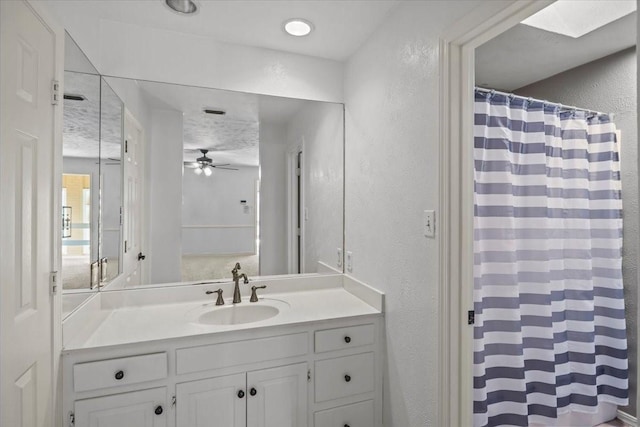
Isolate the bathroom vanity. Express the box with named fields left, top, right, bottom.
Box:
left=62, top=274, right=384, bottom=427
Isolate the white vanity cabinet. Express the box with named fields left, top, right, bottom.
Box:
left=63, top=316, right=383, bottom=427
left=176, top=363, right=307, bottom=427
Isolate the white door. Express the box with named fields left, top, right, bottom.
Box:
left=247, top=363, right=308, bottom=427
left=122, top=110, right=144, bottom=286
left=176, top=373, right=246, bottom=427
left=74, top=387, right=167, bottom=427
left=0, top=1, right=57, bottom=426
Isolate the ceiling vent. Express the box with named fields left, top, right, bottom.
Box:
left=64, top=94, right=86, bottom=101
left=203, top=108, right=226, bottom=115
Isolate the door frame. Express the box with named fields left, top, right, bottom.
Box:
left=286, top=142, right=305, bottom=274
left=436, top=1, right=553, bottom=425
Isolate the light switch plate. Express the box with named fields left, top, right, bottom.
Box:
left=424, top=210, right=435, bottom=237
left=346, top=251, right=353, bottom=272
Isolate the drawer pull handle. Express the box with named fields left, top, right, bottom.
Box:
left=344, top=336, right=351, bottom=343
left=250, top=387, right=257, bottom=396
left=344, top=374, right=351, bottom=382
left=154, top=405, right=163, bottom=415
left=237, top=390, right=245, bottom=398
left=345, top=425, right=351, bottom=427
left=114, top=370, right=124, bottom=380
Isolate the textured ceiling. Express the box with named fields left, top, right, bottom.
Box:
left=476, top=11, right=637, bottom=91
left=63, top=71, right=123, bottom=160
left=41, top=0, right=399, bottom=62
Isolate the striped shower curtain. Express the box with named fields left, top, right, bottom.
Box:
left=473, top=90, right=628, bottom=427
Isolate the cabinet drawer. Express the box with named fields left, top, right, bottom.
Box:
left=176, top=333, right=308, bottom=375
left=314, top=324, right=375, bottom=353
left=73, top=353, right=167, bottom=393
left=314, top=353, right=374, bottom=402
left=314, top=400, right=374, bottom=427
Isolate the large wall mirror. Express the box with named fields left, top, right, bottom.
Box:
left=62, top=33, right=125, bottom=316
left=102, top=76, right=344, bottom=289
left=61, top=32, right=344, bottom=312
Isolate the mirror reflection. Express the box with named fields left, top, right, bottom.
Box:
left=62, top=33, right=124, bottom=303
left=101, top=77, right=344, bottom=288
left=61, top=32, right=100, bottom=295
left=99, top=79, right=124, bottom=284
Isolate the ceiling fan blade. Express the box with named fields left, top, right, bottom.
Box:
left=213, top=166, right=238, bottom=171
left=211, top=163, right=230, bottom=167
left=183, top=162, right=199, bottom=168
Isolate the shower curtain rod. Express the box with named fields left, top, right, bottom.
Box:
left=474, top=86, right=611, bottom=118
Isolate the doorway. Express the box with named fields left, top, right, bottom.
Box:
left=438, top=1, right=639, bottom=425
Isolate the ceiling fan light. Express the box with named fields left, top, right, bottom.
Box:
left=194, top=167, right=203, bottom=175
left=203, top=166, right=213, bottom=176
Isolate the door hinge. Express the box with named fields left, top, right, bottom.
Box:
left=307, top=369, right=311, bottom=382
left=125, top=139, right=128, bottom=153
left=50, top=271, right=58, bottom=294
left=119, top=206, right=123, bottom=226
left=51, top=80, right=60, bottom=105
left=124, top=240, right=128, bottom=253
left=297, top=227, right=301, bottom=237
left=171, top=395, right=176, bottom=407
left=468, top=310, right=475, bottom=325
left=69, top=412, right=75, bottom=427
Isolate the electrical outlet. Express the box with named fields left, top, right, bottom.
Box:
left=346, top=251, right=353, bottom=272
left=424, top=210, right=435, bottom=237
left=337, top=248, right=343, bottom=267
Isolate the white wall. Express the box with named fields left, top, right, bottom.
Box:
left=259, top=122, right=288, bottom=275
left=286, top=102, right=344, bottom=274
left=344, top=2, right=483, bottom=425
left=182, top=166, right=258, bottom=255
left=35, top=1, right=344, bottom=103
left=149, top=109, right=183, bottom=284
left=99, top=20, right=343, bottom=103
left=515, top=48, right=638, bottom=416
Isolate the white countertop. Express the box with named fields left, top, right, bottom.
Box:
left=63, top=274, right=383, bottom=352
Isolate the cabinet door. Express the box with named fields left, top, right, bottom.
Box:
left=74, top=387, right=167, bottom=427
left=176, top=373, right=246, bottom=427
left=247, top=363, right=308, bottom=427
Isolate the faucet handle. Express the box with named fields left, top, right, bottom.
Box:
left=250, top=285, right=266, bottom=302
left=206, top=289, right=225, bottom=305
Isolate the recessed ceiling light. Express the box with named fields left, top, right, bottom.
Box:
left=521, top=0, right=636, bottom=38
left=284, top=19, right=313, bottom=37
left=165, top=0, right=198, bottom=15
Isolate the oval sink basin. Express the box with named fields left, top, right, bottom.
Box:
left=196, top=304, right=280, bottom=325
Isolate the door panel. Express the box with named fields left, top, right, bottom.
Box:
left=74, top=387, right=167, bottom=427
left=176, top=373, right=246, bottom=427
left=122, top=111, right=144, bottom=286
left=247, top=363, right=308, bottom=427
left=1, top=1, right=56, bottom=425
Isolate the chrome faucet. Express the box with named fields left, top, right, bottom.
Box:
left=231, top=262, right=249, bottom=303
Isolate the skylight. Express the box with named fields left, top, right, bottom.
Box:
left=521, top=0, right=636, bottom=38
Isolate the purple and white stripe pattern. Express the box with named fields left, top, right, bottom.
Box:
left=473, top=90, right=628, bottom=427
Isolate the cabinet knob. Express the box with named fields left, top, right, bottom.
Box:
left=237, top=390, right=245, bottom=398
left=154, top=405, right=163, bottom=415
left=249, top=387, right=257, bottom=396
left=344, top=374, right=351, bottom=383
left=114, top=370, right=124, bottom=380
left=345, top=425, right=351, bottom=427
left=344, top=336, right=351, bottom=343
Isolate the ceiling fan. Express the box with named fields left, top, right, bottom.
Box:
left=183, top=149, right=238, bottom=176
